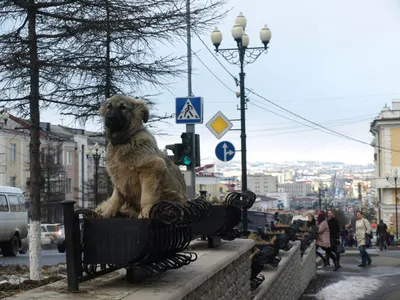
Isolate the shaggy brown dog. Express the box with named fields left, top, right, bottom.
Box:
left=96, top=94, right=188, bottom=218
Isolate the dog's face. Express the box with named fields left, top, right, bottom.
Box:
left=99, top=95, right=149, bottom=135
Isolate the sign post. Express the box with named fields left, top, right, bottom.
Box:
left=215, top=141, right=236, bottom=162
left=205, top=111, right=233, bottom=139
left=175, top=97, right=203, bottom=199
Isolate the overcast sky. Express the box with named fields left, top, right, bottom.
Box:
left=41, top=0, right=400, bottom=165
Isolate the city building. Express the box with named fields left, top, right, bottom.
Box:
left=370, top=100, right=400, bottom=226
left=182, top=164, right=228, bottom=201
left=252, top=192, right=289, bottom=211
left=0, top=115, right=107, bottom=223
left=247, top=173, right=278, bottom=195
left=278, top=182, right=312, bottom=198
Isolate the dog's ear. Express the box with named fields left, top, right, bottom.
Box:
left=99, top=98, right=111, bottom=117
left=141, top=104, right=149, bottom=123
left=131, top=98, right=149, bottom=123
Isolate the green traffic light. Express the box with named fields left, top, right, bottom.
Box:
left=183, top=156, right=192, bottom=165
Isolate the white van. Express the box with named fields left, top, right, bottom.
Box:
left=291, top=214, right=309, bottom=224
left=0, top=186, right=28, bottom=256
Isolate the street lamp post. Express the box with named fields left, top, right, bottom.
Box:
left=386, top=169, right=399, bottom=240
left=210, top=12, right=271, bottom=231
left=86, top=143, right=105, bottom=207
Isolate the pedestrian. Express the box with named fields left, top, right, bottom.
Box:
left=316, top=211, right=340, bottom=271
left=306, top=212, right=318, bottom=242
left=340, top=225, right=348, bottom=247
left=355, top=211, right=373, bottom=267
left=347, top=225, right=355, bottom=247
left=326, top=210, right=341, bottom=268
left=388, top=223, right=395, bottom=246
left=376, top=219, right=388, bottom=251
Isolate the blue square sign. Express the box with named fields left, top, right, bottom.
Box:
left=175, top=97, right=203, bottom=124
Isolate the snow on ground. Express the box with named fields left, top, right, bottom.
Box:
left=316, top=276, right=382, bottom=300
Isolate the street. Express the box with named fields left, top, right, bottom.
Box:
left=300, top=249, right=400, bottom=300
left=0, top=249, right=65, bottom=266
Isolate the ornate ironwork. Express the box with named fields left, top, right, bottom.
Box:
left=250, top=274, right=265, bottom=291
left=274, top=234, right=292, bottom=252
left=149, top=198, right=211, bottom=227
left=284, top=220, right=317, bottom=257
left=191, top=191, right=257, bottom=245
left=250, top=251, right=265, bottom=291
left=216, top=46, right=268, bottom=66
left=224, top=190, right=256, bottom=210
left=250, top=244, right=282, bottom=291
left=62, top=198, right=210, bottom=292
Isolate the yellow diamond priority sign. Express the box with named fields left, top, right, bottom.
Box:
left=205, top=111, right=233, bottom=139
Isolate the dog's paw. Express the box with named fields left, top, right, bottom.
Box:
left=138, top=208, right=151, bottom=219
left=120, top=208, right=139, bottom=219
left=97, top=201, right=118, bottom=218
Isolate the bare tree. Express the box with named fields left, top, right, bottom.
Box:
left=35, top=0, right=229, bottom=123
left=26, top=139, right=68, bottom=223
left=79, top=168, right=113, bottom=209
left=40, top=140, right=67, bottom=223
left=0, top=0, right=227, bottom=280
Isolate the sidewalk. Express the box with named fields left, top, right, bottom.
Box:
left=300, top=249, right=400, bottom=300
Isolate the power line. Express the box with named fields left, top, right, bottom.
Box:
left=247, top=88, right=400, bottom=153
left=155, top=3, right=236, bottom=94
left=166, top=2, right=400, bottom=154
left=169, top=1, right=238, bottom=82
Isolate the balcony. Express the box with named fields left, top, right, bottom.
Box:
left=373, top=177, right=397, bottom=189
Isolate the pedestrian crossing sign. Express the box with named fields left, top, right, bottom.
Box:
left=175, top=97, right=203, bottom=124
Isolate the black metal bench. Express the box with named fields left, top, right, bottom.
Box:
left=62, top=191, right=256, bottom=292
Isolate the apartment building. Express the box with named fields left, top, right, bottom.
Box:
left=370, top=100, right=400, bottom=226
left=247, top=173, right=278, bottom=195
left=278, top=182, right=312, bottom=198
left=0, top=115, right=107, bottom=223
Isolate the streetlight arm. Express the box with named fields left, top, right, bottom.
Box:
left=215, top=46, right=269, bottom=66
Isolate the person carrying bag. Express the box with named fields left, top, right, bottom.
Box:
left=356, top=211, right=372, bottom=267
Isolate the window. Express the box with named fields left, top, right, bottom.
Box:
left=8, top=195, right=20, bottom=212
left=0, top=195, right=8, bottom=212
left=18, top=196, right=26, bottom=212
left=9, top=176, right=16, bottom=187
left=65, top=151, right=72, bottom=165
left=66, top=178, right=72, bottom=193
left=10, top=143, right=16, bottom=161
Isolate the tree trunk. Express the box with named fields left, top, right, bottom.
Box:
left=105, top=0, right=112, bottom=98
left=27, top=2, right=42, bottom=281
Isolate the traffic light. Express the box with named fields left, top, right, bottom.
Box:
left=194, top=134, right=200, bottom=167
left=165, top=143, right=183, bottom=165
left=181, top=132, right=194, bottom=166
left=166, top=132, right=200, bottom=167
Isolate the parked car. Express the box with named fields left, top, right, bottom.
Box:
left=57, top=225, right=66, bottom=253
left=41, top=223, right=62, bottom=243
left=57, top=216, right=84, bottom=253
left=20, top=225, right=54, bottom=253
left=236, top=211, right=276, bottom=233
left=0, top=186, right=28, bottom=256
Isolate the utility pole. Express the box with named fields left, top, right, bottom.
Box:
left=185, top=0, right=196, bottom=199
left=81, top=145, right=85, bottom=208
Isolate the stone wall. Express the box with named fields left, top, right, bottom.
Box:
left=251, top=241, right=316, bottom=300
left=182, top=246, right=251, bottom=300
left=5, top=240, right=316, bottom=300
